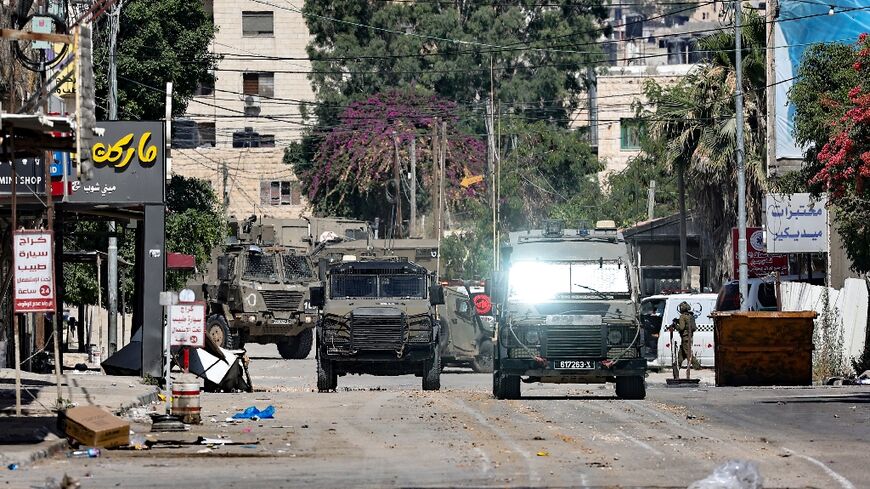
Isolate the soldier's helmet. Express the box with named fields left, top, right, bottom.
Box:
left=678, top=301, right=691, bottom=313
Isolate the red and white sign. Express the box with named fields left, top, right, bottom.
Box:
left=732, top=227, right=789, bottom=279
left=14, top=231, right=56, bottom=313
left=169, top=302, right=206, bottom=348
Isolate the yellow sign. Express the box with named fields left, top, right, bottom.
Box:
left=92, top=132, right=158, bottom=169
left=460, top=175, right=484, bottom=188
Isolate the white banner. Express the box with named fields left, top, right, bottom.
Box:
left=170, top=302, right=206, bottom=347
left=765, top=193, right=827, bottom=253
left=14, top=231, right=56, bottom=313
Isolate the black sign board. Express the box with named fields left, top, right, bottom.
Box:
left=68, top=121, right=165, bottom=204
left=0, top=157, right=46, bottom=194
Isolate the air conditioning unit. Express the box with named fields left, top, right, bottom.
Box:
left=244, top=95, right=261, bottom=109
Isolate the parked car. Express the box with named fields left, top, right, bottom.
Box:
left=715, top=278, right=780, bottom=312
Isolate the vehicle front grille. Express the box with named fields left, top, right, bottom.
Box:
left=607, top=347, right=639, bottom=359
left=351, top=314, right=406, bottom=351
left=545, top=324, right=605, bottom=358
left=407, top=314, right=432, bottom=343
left=260, top=291, right=304, bottom=311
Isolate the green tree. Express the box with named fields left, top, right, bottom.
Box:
left=790, top=34, right=870, bottom=273
left=94, top=0, right=219, bottom=120
left=638, top=8, right=768, bottom=285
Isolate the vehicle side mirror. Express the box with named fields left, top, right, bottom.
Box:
left=217, top=256, right=230, bottom=281
left=309, top=285, right=325, bottom=308
left=430, top=284, right=445, bottom=306
left=318, top=258, right=329, bottom=281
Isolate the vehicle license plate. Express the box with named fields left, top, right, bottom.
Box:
left=553, top=360, right=595, bottom=370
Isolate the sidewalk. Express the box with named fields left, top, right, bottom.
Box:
left=0, top=368, right=159, bottom=468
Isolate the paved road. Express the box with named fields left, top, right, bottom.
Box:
left=7, top=344, right=869, bottom=488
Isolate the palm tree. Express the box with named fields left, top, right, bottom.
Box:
left=641, top=7, right=768, bottom=287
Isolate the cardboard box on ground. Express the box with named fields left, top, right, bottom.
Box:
left=59, top=406, right=130, bottom=448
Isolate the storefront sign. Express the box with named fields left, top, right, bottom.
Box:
left=0, top=157, right=46, bottom=194
left=169, top=302, right=205, bottom=348
left=14, top=231, right=56, bottom=313
left=68, top=121, right=165, bottom=204
left=765, top=193, right=827, bottom=253
left=732, top=227, right=789, bottom=279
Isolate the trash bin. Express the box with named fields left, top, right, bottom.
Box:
left=712, top=311, right=816, bottom=386
left=172, top=374, right=202, bottom=424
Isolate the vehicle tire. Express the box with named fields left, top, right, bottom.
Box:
left=615, top=375, right=646, bottom=400
left=207, top=315, right=234, bottom=349
left=422, top=344, right=441, bottom=391
left=471, top=339, right=494, bottom=373
left=290, top=328, right=314, bottom=359
left=276, top=338, right=297, bottom=359
left=316, top=354, right=337, bottom=392
left=493, top=370, right=521, bottom=399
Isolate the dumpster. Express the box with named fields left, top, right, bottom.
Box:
left=712, top=311, right=816, bottom=386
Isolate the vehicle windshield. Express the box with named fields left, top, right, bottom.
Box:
left=330, top=273, right=426, bottom=299
left=282, top=254, right=312, bottom=282
left=508, top=260, right=630, bottom=302
left=243, top=252, right=279, bottom=282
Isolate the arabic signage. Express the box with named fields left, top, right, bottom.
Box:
left=67, top=121, right=165, bottom=204
left=169, top=302, right=206, bottom=348
left=14, top=231, right=56, bottom=313
left=732, top=227, right=789, bottom=279
left=765, top=193, right=827, bottom=253
left=0, top=157, right=46, bottom=194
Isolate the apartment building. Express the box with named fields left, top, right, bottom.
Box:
left=173, top=0, right=314, bottom=219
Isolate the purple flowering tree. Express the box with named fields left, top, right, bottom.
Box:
left=300, top=90, right=487, bottom=223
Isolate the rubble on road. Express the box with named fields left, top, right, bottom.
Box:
left=59, top=406, right=130, bottom=448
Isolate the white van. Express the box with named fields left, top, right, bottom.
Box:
left=644, top=293, right=718, bottom=369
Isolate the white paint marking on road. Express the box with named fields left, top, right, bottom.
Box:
left=616, top=429, right=663, bottom=457
left=782, top=447, right=856, bottom=489
left=473, top=446, right=492, bottom=474
left=447, top=398, right=544, bottom=486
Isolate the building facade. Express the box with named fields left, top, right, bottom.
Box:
left=174, top=0, right=315, bottom=219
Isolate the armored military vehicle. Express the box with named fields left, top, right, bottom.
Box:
left=491, top=220, right=646, bottom=400
left=310, top=259, right=445, bottom=392
left=201, top=218, right=319, bottom=358
left=440, top=284, right=494, bottom=373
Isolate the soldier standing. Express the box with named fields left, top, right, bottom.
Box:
left=671, top=301, right=697, bottom=368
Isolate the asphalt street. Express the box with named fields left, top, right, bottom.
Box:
left=5, top=344, right=869, bottom=488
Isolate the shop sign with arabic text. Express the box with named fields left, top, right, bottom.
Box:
left=170, top=302, right=206, bottom=348
left=14, top=231, right=56, bottom=313
left=68, top=121, right=165, bottom=205
left=764, top=193, right=827, bottom=253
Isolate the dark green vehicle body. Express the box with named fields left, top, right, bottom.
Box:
left=492, top=221, right=647, bottom=400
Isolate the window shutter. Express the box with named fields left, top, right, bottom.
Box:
left=270, top=181, right=280, bottom=205
left=291, top=182, right=301, bottom=205
left=258, top=73, right=274, bottom=97
left=260, top=180, right=270, bottom=205
left=242, top=73, right=259, bottom=95
left=280, top=181, right=292, bottom=204
left=242, top=11, right=274, bottom=36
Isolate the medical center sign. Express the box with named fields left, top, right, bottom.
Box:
left=14, top=231, right=56, bottom=313
left=68, top=121, right=165, bottom=204
left=765, top=193, right=827, bottom=254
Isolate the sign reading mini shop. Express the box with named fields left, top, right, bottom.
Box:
left=0, top=157, right=46, bottom=194
left=14, top=230, right=56, bottom=313
left=68, top=121, right=165, bottom=204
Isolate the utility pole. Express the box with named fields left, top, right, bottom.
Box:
left=107, top=221, right=118, bottom=356
left=436, top=121, right=446, bottom=280
left=409, top=135, right=417, bottom=238
left=392, top=133, right=403, bottom=239
left=734, top=0, right=749, bottom=311
left=9, top=126, right=22, bottom=416
left=647, top=180, right=656, bottom=221
left=107, top=1, right=122, bottom=120
left=766, top=0, right=778, bottom=176
left=677, top=169, right=688, bottom=290
left=431, top=118, right=440, bottom=241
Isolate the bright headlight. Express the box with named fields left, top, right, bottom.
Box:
left=608, top=329, right=623, bottom=344
left=525, top=330, right=540, bottom=344
left=508, top=262, right=570, bottom=303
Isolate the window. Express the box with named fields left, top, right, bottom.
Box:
left=195, top=78, right=214, bottom=96
left=242, top=11, right=274, bottom=37
left=242, top=72, right=274, bottom=97
left=620, top=118, right=644, bottom=150
left=259, top=134, right=275, bottom=147
left=260, top=180, right=301, bottom=206
left=196, top=122, right=216, bottom=147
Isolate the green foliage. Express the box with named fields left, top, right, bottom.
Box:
left=93, top=0, right=219, bottom=120
left=604, top=150, right=679, bottom=228
left=636, top=8, right=768, bottom=285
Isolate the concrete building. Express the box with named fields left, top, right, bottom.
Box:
left=174, top=0, right=315, bottom=219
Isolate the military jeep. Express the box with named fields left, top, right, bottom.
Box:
left=310, top=259, right=445, bottom=392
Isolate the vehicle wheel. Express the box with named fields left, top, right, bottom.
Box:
left=316, top=354, right=337, bottom=392
left=493, top=370, right=520, bottom=399
left=422, top=344, right=441, bottom=391
left=276, top=338, right=297, bottom=359
left=615, top=376, right=646, bottom=400
left=471, top=339, right=494, bottom=373
left=207, top=315, right=234, bottom=349
left=291, top=328, right=314, bottom=359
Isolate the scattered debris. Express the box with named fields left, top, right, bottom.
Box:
left=67, top=448, right=101, bottom=459
left=7, top=463, right=18, bottom=470
left=60, top=406, right=130, bottom=448
left=232, top=405, right=275, bottom=420
left=688, top=460, right=763, bottom=489
left=533, top=436, right=546, bottom=440
left=536, top=451, right=549, bottom=457
left=198, top=437, right=232, bottom=445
